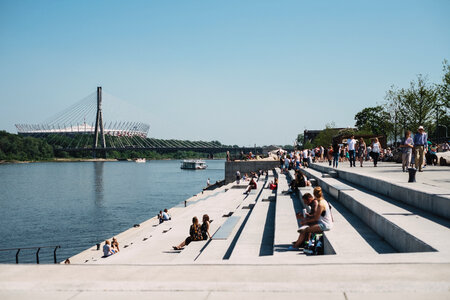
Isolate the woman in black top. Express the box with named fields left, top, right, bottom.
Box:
left=201, top=214, right=211, bottom=240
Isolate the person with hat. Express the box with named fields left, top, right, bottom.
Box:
left=413, top=126, right=428, bottom=172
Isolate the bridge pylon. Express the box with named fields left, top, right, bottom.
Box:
left=93, top=86, right=106, bottom=157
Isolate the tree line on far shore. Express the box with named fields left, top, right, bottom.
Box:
left=0, top=131, right=226, bottom=162
left=299, top=59, right=449, bottom=148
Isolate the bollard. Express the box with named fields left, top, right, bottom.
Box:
left=408, top=168, right=417, bottom=183
left=96, top=243, right=101, bottom=250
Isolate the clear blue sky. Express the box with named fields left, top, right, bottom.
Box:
left=1, top=0, right=449, bottom=146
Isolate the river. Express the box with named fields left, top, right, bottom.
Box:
left=0, top=160, right=224, bottom=263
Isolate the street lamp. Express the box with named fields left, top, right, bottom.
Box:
left=437, top=125, right=448, bottom=142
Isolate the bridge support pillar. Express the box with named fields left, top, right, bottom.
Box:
left=93, top=86, right=106, bottom=158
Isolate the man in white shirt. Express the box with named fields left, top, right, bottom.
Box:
left=347, top=135, right=356, bottom=167
left=162, top=209, right=171, bottom=221
left=302, top=149, right=309, bottom=167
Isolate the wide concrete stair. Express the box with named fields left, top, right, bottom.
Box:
left=71, top=165, right=450, bottom=265
left=301, top=164, right=450, bottom=258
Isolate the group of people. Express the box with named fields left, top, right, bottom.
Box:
left=103, top=237, right=120, bottom=257
left=399, top=125, right=434, bottom=172
left=158, top=209, right=171, bottom=223
left=173, top=214, right=211, bottom=250
left=278, top=150, right=309, bottom=171
left=332, top=135, right=383, bottom=168
left=289, top=187, right=333, bottom=250
left=288, top=169, right=311, bottom=193
left=235, top=171, right=264, bottom=195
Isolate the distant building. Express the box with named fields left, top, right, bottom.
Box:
left=303, top=130, right=322, bottom=146
left=303, top=128, right=356, bottom=147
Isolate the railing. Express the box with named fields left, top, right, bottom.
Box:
left=0, top=245, right=61, bottom=264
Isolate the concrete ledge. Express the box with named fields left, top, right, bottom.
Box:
left=310, top=163, right=450, bottom=220
left=273, top=171, right=299, bottom=254
left=225, top=160, right=279, bottom=183
left=302, top=167, right=444, bottom=254
left=213, top=216, right=241, bottom=240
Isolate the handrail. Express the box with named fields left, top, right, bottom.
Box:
left=0, top=245, right=61, bottom=264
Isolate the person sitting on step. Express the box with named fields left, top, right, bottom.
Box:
left=162, top=209, right=171, bottom=221
left=103, top=240, right=115, bottom=257
left=296, top=193, right=318, bottom=223
left=201, top=214, right=212, bottom=240
left=289, top=187, right=333, bottom=250
left=269, top=178, right=278, bottom=190
left=244, top=176, right=257, bottom=194
left=112, top=237, right=120, bottom=252
left=173, top=216, right=203, bottom=250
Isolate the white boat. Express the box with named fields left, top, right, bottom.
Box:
left=135, top=158, right=146, bottom=163
left=180, top=159, right=207, bottom=170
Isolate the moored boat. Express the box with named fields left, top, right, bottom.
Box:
left=135, top=158, right=146, bottom=163
left=180, top=159, right=207, bottom=170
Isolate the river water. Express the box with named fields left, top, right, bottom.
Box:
left=0, top=160, right=224, bottom=263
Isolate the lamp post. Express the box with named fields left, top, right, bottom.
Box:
left=437, top=125, right=448, bottom=143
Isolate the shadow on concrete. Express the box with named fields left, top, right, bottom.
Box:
left=222, top=179, right=267, bottom=260
left=327, top=194, right=397, bottom=254
left=259, top=200, right=275, bottom=256
left=341, top=180, right=450, bottom=229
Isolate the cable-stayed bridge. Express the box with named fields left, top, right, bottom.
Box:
left=15, top=87, right=262, bottom=156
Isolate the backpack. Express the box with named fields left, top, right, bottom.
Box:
left=303, top=234, right=324, bottom=255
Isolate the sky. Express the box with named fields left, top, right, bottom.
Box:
left=0, top=0, right=449, bottom=146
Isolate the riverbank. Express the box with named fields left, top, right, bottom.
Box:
left=0, top=160, right=225, bottom=264
left=0, top=157, right=230, bottom=164
left=0, top=158, right=119, bottom=164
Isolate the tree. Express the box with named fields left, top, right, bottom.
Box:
left=384, top=74, right=439, bottom=144
left=313, top=123, right=339, bottom=147
left=296, top=133, right=304, bottom=148
left=435, top=60, right=450, bottom=142
left=354, top=105, right=392, bottom=136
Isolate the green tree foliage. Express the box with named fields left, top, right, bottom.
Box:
left=313, top=123, right=339, bottom=147
left=354, top=105, right=392, bottom=136
left=0, top=131, right=228, bottom=161
left=0, top=131, right=54, bottom=161
left=296, top=133, right=304, bottom=147
left=436, top=60, right=450, bottom=139
left=394, top=75, right=436, bottom=130
left=437, top=60, right=450, bottom=110
left=384, top=64, right=449, bottom=141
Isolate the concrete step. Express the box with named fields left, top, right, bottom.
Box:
left=229, top=179, right=275, bottom=260
left=273, top=170, right=302, bottom=255
left=89, top=186, right=250, bottom=265
left=287, top=169, right=393, bottom=256
left=322, top=192, right=396, bottom=255
left=195, top=180, right=267, bottom=263
left=301, top=167, right=450, bottom=254
left=310, top=163, right=450, bottom=220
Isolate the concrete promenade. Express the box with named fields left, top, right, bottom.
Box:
left=1, top=161, right=449, bottom=299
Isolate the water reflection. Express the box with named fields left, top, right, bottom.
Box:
left=94, top=162, right=104, bottom=206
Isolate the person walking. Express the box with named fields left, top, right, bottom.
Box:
left=347, top=135, right=356, bottom=167
left=357, top=138, right=366, bottom=167
left=400, top=130, right=414, bottom=172
left=413, top=126, right=428, bottom=172
left=332, top=141, right=340, bottom=168
left=371, top=138, right=382, bottom=167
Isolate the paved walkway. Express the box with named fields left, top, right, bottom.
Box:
left=0, top=263, right=449, bottom=299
